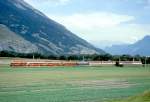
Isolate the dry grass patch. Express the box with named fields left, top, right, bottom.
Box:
left=69, top=79, right=134, bottom=89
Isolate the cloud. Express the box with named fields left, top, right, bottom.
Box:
left=48, top=12, right=150, bottom=46
left=24, top=0, right=70, bottom=6
left=73, top=23, right=150, bottom=47
left=49, top=12, right=134, bottom=30
left=44, top=0, right=70, bottom=5
left=24, top=0, right=150, bottom=47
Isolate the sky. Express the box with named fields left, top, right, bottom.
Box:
left=24, top=0, right=150, bottom=48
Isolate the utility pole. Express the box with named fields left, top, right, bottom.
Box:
left=145, top=56, right=147, bottom=68
left=145, top=56, right=150, bottom=68
left=133, top=57, right=135, bottom=63
left=119, top=56, right=120, bottom=64
left=33, top=53, right=35, bottom=59
left=83, top=55, right=85, bottom=61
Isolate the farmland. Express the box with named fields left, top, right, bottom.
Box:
left=0, top=66, right=150, bottom=102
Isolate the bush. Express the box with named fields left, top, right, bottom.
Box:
left=115, top=61, right=124, bottom=67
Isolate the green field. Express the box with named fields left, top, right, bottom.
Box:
left=0, top=66, right=150, bottom=102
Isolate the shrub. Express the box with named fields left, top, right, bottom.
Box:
left=115, top=61, right=124, bottom=67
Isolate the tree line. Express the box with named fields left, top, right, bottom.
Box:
left=0, top=50, right=150, bottom=64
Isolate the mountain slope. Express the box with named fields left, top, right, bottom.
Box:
left=0, top=24, right=38, bottom=53
left=0, top=0, right=105, bottom=55
left=105, top=35, right=150, bottom=56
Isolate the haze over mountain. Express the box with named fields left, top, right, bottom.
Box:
left=105, top=35, right=150, bottom=56
left=0, top=0, right=105, bottom=55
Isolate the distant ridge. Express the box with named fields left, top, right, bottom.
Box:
left=104, top=35, right=150, bottom=56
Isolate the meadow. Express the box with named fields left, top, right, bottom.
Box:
left=0, top=66, right=150, bottom=102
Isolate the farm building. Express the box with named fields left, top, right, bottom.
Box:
left=10, top=59, right=143, bottom=67
left=11, top=59, right=78, bottom=67
left=89, top=61, right=142, bottom=66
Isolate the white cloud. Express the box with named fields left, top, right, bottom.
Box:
left=49, top=12, right=134, bottom=30
left=45, top=0, right=70, bottom=5
left=48, top=13, right=150, bottom=47
left=24, top=0, right=70, bottom=6
left=90, top=24, right=150, bottom=47
left=22, top=0, right=150, bottom=48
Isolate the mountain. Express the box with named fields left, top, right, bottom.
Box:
left=0, top=24, right=38, bottom=53
left=104, top=35, right=150, bottom=56
left=0, top=0, right=105, bottom=55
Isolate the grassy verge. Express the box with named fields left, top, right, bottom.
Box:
left=109, top=90, right=150, bottom=102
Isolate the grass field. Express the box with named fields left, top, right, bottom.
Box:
left=109, top=90, right=150, bottom=102
left=0, top=66, right=150, bottom=102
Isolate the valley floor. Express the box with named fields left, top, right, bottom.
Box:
left=0, top=66, right=150, bottom=102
